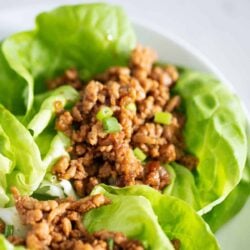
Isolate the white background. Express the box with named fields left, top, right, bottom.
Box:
left=0, top=0, right=249, bottom=249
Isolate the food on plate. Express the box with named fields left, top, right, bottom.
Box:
left=0, top=3, right=249, bottom=250
left=51, top=45, right=197, bottom=197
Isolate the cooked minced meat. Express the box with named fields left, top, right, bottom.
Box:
left=52, top=45, right=198, bottom=197
left=9, top=188, right=144, bottom=250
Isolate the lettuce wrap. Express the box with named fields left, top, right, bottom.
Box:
left=0, top=2, right=249, bottom=249
left=0, top=3, right=247, bottom=213
left=86, top=185, right=220, bottom=250
left=165, top=71, right=248, bottom=212
left=0, top=185, right=220, bottom=250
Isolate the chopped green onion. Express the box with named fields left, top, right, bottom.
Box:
left=96, top=106, right=113, bottom=121
left=46, top=173, right=57, bottom=183
left=4, top=225, right=14, bottom=238
left=35, top=185, right=51, bottom=194
left=103, top=117, right=121, bottom=133
left=133, top=147, right=147, bottom=161
left=154, top=111, right=172, bottom=125
left=108, top=238, right=114, bottom=250
left=126, top=103, right=137, bottom=112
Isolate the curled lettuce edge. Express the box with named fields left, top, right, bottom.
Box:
left=173, top=70, right=248, bottom=213
left=0, top=105, right=45, bottom=206
left=85, top=184, right=220, bottom=250
left=203, top=120, right=250, bottom=231
left=27, top=85, right=79, bottom=138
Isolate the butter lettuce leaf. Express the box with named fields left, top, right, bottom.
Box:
left=2, top=3, right=136, bottom=114
left=86, top=185, right=219, bottom=250
left=0, top=235, right=25, bottom=250
left=0, top=105, right=44, bottom=206
left=164, top=163, right=201, bottom=210
left=0, top=45, right=27, bottom=115
left=173, top=71, right=248, bottom=211
left=25, top=86, right=78, bottom=166
left=20, top=86, right=78, bottom=167
left=85, top=188, right=174, bottom=250
left=27, top=85, right=79, bottom=138
left=203, top=123, right=250, bottom=232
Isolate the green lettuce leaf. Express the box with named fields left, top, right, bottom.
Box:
left=21, top=86, right=78, bottom=167
left=27, top=85, right=79, bottom=137
left=164, top=163, right=201, bottom=210
left=203, top=123, right=250, bottom=232
left=41, top=132, right=70, bottom=171
left=0, top=235, right=25, bottom=250
left=0, top=105, right=44, bottom=206
left=85, top=187, right=173, bottom=249
left=0, top=45, right=27, bottom=115
left=86, top=185, right=219, bottom=250
left=2, top=3, right=136, bottom=114
left=173, top=71, right=248, bottom=211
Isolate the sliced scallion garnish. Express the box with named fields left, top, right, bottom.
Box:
left=46, top=173, right=57, bottom=183
left=108, top=238, right=114, bottom=250
left=4, top=225, right=14, bottom=238
left=154, top=111, right=172, bottom=125
left=103, top=117, right=121, bottom=133
left=126, top=103, right=137, bottom=112
left=96, top=106, right=113, bottom=121
left=133, top=147, right=147, bottom=161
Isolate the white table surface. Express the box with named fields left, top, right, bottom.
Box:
left=0, top=1, right=249, bottom=249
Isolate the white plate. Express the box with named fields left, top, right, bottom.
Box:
left=0, top=3, right=249, bottom=250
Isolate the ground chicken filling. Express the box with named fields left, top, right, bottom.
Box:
left=0, top=45, right=196, bottom=250
left=52, top=45, right=198, bottom=197
left=1, top=188, right=144, bottom=250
